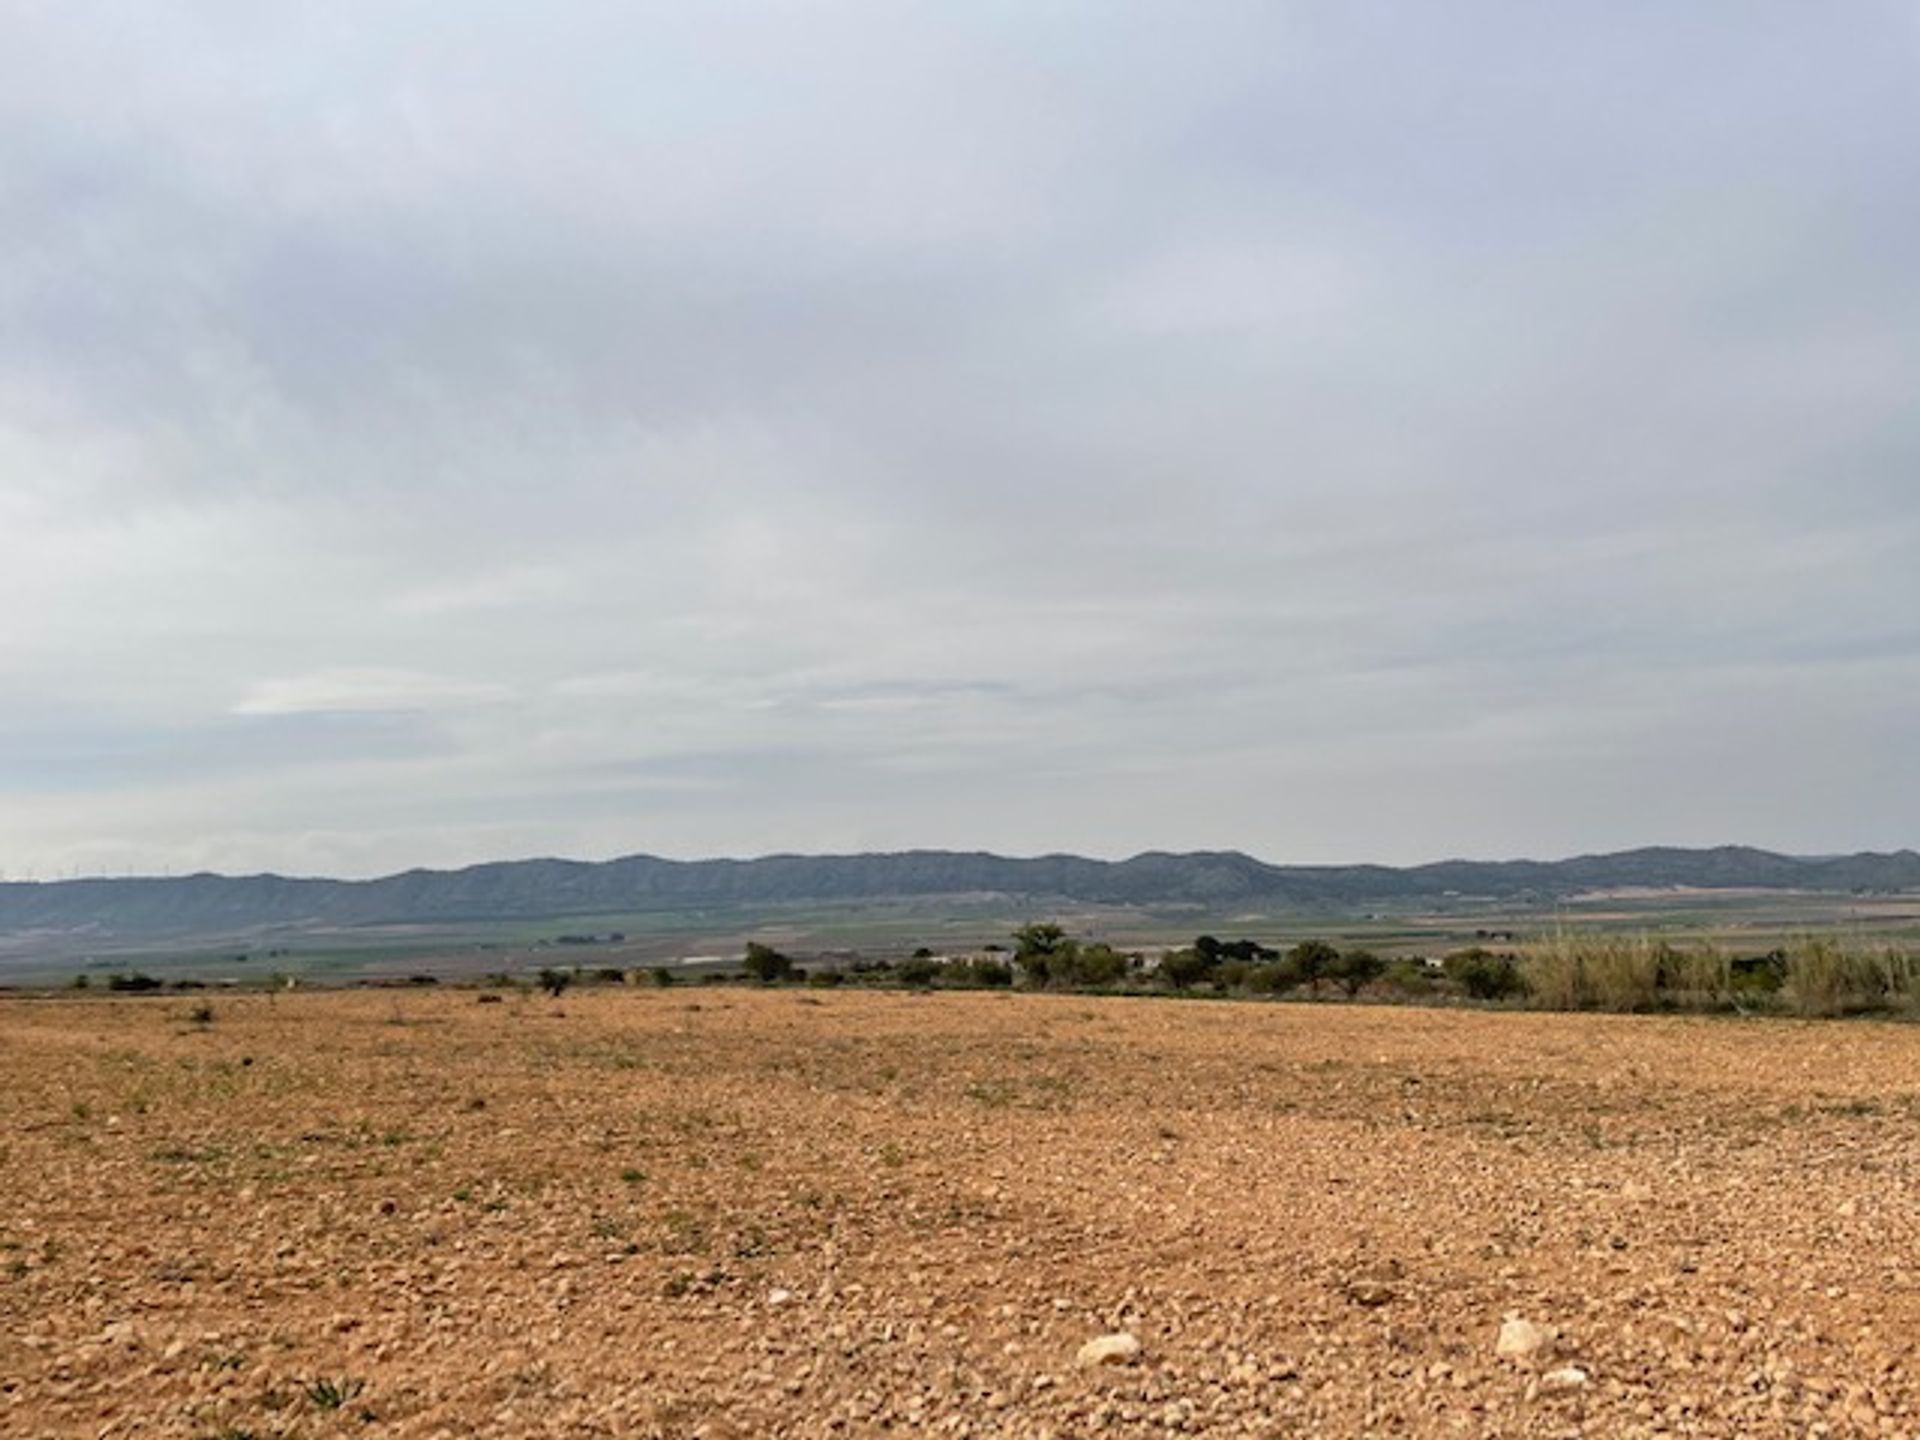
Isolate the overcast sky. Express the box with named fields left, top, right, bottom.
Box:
left=2, top=3, right=1916, bottom=879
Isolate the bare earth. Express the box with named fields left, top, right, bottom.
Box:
left=5, top=989, right=1920, bottom=1438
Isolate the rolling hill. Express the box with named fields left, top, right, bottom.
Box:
left=0, top=845, right=1914, bottom=949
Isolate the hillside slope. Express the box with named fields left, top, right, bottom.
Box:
left=0, top=845, right=1914, bottom=944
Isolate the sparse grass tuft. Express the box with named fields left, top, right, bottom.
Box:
left=304, top=1376, right=366, bottom=1412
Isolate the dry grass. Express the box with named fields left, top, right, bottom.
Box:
left=4, top=988, right=1920, bottom=1437
left=1519, top=933, right=1664, bottom=1011
left=1785, top=935, right=1920, bottom=1016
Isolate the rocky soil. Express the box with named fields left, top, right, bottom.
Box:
left=4, top=987, right=1919, bottom=1437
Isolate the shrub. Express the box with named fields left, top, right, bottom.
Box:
left=742, top=943, right=793, bottom=984
left=1380, top=958, right=1435, bottom=996
left=1286, top=941, right=1340, bottom=993
left=1213, top=960, right=1253, bottom=991
left=1443, top=948, right=1524, bottom=1001
left=1246, top=962, right=1297, bottom=995
left=951, top=957, right=1013, bottom=988
left=1060, top=943, right=1131, bottom=989
left=536, top=967, right=572, bottom=998
left=1158, top=948, right=1213, bottom=990
left=1011, top=922, right=1071, bottom=986
left=1330, top=948, right=1386, bottom=997
left=807, top=968, right=846, bottom=987
left=896, top=957, right=939, bottom=987
left=106, top=972, right=163, bottom=993
left=649, top=967, right=675, bottom=987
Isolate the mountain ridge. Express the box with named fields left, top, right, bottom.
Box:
left=1, top=845, right=1916, bottom=945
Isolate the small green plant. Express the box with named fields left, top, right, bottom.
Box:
left=1380, top=958, right=1436, bottom=996
left=304, top=1377, right=366, bottom=1412
left=619, top=1167, right=647, bottom=1184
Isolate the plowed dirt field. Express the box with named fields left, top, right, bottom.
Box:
left=5, top=988, right=1918, bottom=1437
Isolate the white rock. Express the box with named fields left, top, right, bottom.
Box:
left=767, top=1288, right=794, bottom=1307
left=1540, top=1366, right=1589, bottom=1392
left=1496, top=1318, right=1549, bottom=1358
left=1076, top=1332, right=1142, bottom=1367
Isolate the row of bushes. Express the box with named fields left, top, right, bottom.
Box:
left=757, top=931, right=1920, bottom=1018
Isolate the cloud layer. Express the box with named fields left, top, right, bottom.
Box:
left=3, top=3, right=1917, bottom=877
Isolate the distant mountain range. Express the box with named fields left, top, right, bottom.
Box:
left=0, top=845, right=1915, bottom=948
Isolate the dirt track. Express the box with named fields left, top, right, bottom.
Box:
left=4, top=987, right=1919, bottom=1437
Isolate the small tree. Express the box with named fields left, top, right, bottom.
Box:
left=1330, top=948, right=1386, bottom=997
left=1443, top=947, right=1524, bottom=1001
left=1159, top=947, right=1212, bottom=990
left=742, top=942, right=793, bottom=984
left=1286, top=940, right=1340, bottom=994
left=537, top=967, right=572, bottom=998
left=1012, top=922, right=1074, bottom=986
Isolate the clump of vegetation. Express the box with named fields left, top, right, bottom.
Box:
left=742, top=942, right=793, bottom=984
left=1443, top=948, right=1525, bottom=1001
left=1380, top=958, right=1436, bottom=996
left=106, top=972, right=164, bottom=993
left=896, top=956, right=940, bottom=987
left=951, top=956, right=1013, bottom=987
left=1783, top=936, right=1916, bottom=1016
left=303, top=1377, right=366, bottom=1412
left=187, top=1001, right=215, bottom=1028
left=536, top=967, right=572, bottom=998
left=1329, top=948, right=1386, bottom=997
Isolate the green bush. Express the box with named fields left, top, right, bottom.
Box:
left=1246, top=961, right=1297, bottom=994
left=1158, top=948, right=1212, bottom=989
left=1381, top=958, right=1435, bottom=996
left=742, top=942, right=793, bottom=984
left=897, top=957, right=939, bottom=987
left=951, top=957, right=1013, bottom=987
left=1330, top=948, right=1386, bottom=996
left=1286, top=940, right=1340, bottom=992
left=1443, top=948, right=1524, bottom=1001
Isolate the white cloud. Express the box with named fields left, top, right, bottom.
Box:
left=233, top=669, right=511, bottom=717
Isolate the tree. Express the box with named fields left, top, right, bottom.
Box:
left=1330, top=948, right=1385, bottom=997
left=1012, top=922, right=1074, bottom=986
left=742, top=942, right=793, bottom=984
left=1443, top=947, right=1524, bottom=1000
left=537, top=967, right=572, bottom=997
left=1159, top=947, right=1212, bottom=990
left=1286, top=940, right=1340, bottom=994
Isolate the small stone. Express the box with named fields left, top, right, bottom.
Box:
left=768, top=1288, right=794, bottom=1307
left=1540, top=1366, right=1589, bottom=1392
left=1497, top=1318, right=1549, bottom=1359
left=1077, top=1333, right=1142, bottom=1367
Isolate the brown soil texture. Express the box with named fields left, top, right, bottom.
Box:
left=5, top=988, right=1920, bottom=1438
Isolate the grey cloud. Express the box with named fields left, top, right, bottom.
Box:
left=0, top=3, right=1915, bottom=875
